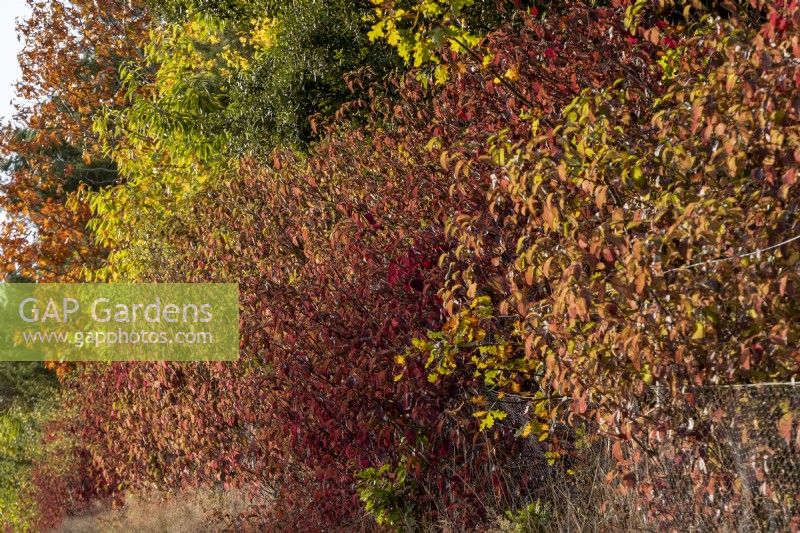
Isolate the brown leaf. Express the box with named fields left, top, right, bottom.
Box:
left=612, top=441, right=626, bottom=463
left=574, top=392, right=588, bottom=414
left=635, top=271, right=647, bottom=295
left=778, top=412, right=793, bottom=446
left=595, top=186, right=608, bottom=209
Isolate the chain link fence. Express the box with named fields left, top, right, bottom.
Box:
left=557, top=381, right=800, bottom=532
left=661, top=381, right=799, bottom=531
left=490, top=382, right=800, bottom=532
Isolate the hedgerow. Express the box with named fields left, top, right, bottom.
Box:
left=415, top=0, right=800, bottom=526
left=4, top=0, right=799, bottom=530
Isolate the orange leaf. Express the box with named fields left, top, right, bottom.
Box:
left=778, top=412, right=793, bottom=446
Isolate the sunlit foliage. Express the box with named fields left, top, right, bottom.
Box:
left=3, top=0, right=799, bottom=530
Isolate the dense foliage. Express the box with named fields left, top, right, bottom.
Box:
left=1, top=0, right=798, bottom=530
left=0, top=0, right=149, bottom=283
left=0, top=361, right=57, bottom=530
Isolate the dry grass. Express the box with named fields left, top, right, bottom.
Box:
left=54, top=488, right=254, bottom=533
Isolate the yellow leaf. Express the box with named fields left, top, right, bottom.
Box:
left=691, top=321, right=705, bottom=340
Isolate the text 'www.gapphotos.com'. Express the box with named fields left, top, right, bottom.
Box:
left=21, top=329, right=215, bottom=348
